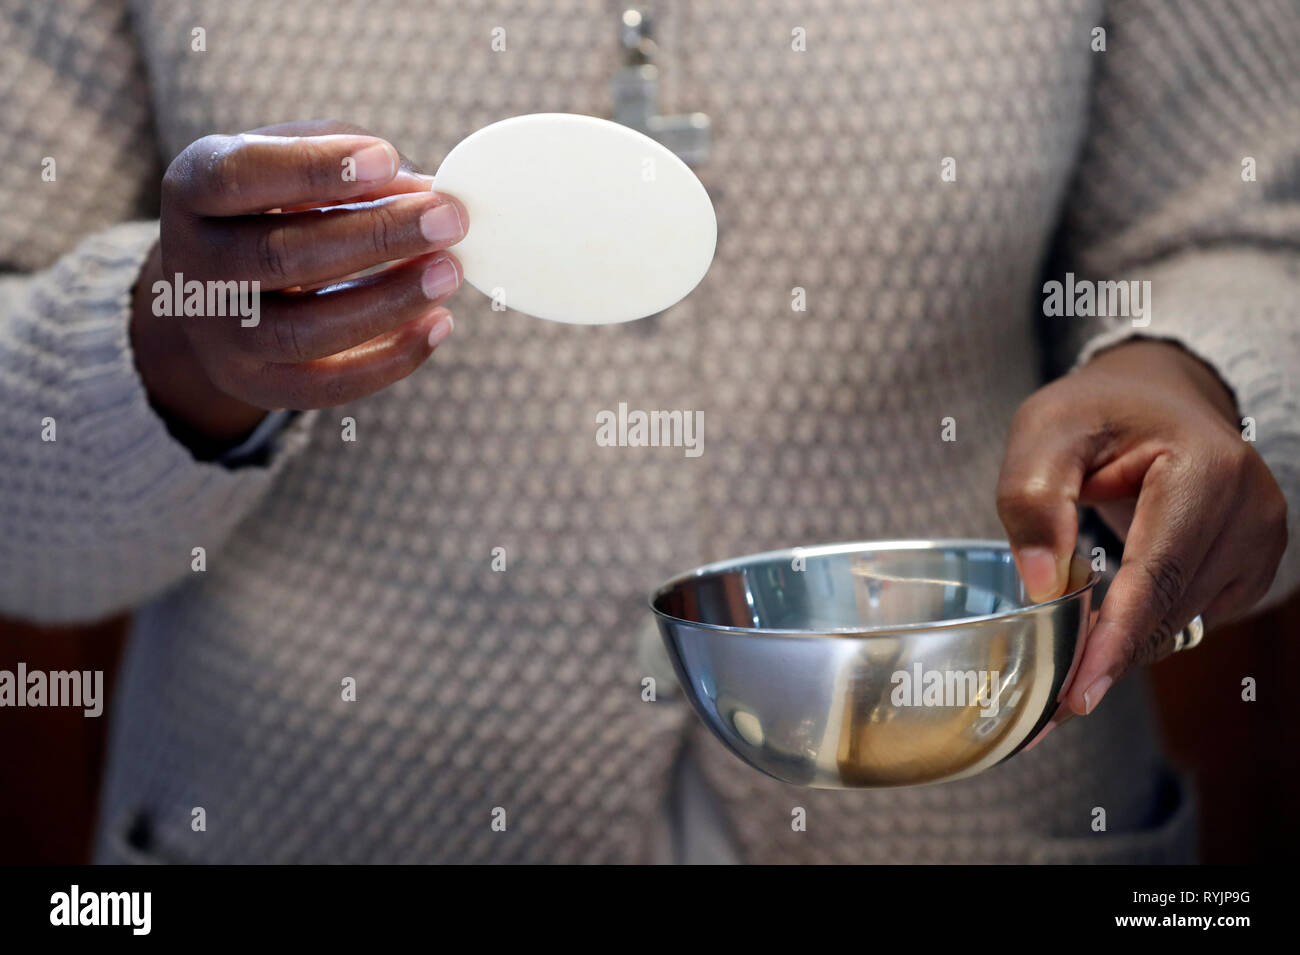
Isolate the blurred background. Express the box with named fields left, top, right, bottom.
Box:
left=2, top=590, right=1297, bottom=863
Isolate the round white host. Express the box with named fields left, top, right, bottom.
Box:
left=432, top=112, right=717, bottom=325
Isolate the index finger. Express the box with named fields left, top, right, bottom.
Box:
left=996, top=395, right=1092, bottom=603
left=250, top=120, right=436, bottom=207
left=169, top=133, right=402, bottom=217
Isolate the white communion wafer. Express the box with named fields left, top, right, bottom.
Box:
left=431, top=112, right=717, bottom=325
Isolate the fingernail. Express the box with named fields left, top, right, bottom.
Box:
left=350, top=142, right=398, bottom=182
left=1083, top=675, right=1113, bottom=714
left=1018, top=547, right=1060, bottom=603
left=421, top=256, right=461, bottom=300
left=420, top=202, right=465, bottom=244
left=427, top=310, right=454, bottom=348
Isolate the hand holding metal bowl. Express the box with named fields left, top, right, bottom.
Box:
left=651, top=540, right=1197, bottom=789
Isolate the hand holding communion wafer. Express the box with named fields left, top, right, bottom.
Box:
left=131, top=120, right=467, bottom=457
left=131, top=114, right=716, bottom=458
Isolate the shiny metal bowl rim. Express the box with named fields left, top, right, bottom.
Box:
left=649, top=538, right=1101, bottom=639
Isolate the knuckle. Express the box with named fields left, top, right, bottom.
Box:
left=367, top=203, right=404, bottom=258
left=251, top=226, right=292, bottom=283
left=165, top=136, right=217, bottom=202
left=160, top=162, right=188, bottom=212
left=995, top=483, right=1057, bottom=524
left=299, top=140, right=343, bottom=193
left=201, top=135, right=247, bottom=204
left=268, top=313, right=307, bottom=363
left=168, top=134, right=250, bottom=212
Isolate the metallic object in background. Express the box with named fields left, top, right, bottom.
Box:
left=611, top=7, right=711, bottom=166
left=652, top=540, right=1098, bottom=789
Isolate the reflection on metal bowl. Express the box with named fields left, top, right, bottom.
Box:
left=650, top=540, right=1098, bottom=789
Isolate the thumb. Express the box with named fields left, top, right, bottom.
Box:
left=996, top=402, right=1091, bottom=603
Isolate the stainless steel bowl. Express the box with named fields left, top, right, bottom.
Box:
left=651, top=540, right=1099, bottom=789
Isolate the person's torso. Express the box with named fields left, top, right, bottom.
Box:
left=98, top=0, right=1191, bottom=864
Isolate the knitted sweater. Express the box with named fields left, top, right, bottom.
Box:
left=2, top=0, right=1298, bottom=864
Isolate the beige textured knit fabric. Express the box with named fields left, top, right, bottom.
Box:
left=2, top=0, right=1298, bottom=863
